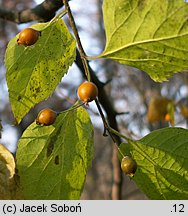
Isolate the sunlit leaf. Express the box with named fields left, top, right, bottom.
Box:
left=120, top=127, right=188, bottom=199
left=5, top=19, right=76, bottom=123
left=101, top=0, right=188, bottom=81
left=16, top=107, right=94, bottom=200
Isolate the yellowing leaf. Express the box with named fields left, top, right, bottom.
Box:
left=5, top=19, right=76, bottom=123
left=147, top=97, right=172, bottom=123
left=180, top=105, right=188, bottom=118
left=120, top=127, right=188, bottom=199
left=16, top=107, right=94, bottom=200
left=166, top=102, right=175, bottom=126
left=101, top=0, right=188, bottom=81
left=0, top=144, right=24, bottom=199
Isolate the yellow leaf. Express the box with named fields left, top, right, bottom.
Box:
left=180, top=105, right=188, bottom=118
left=0, top=144, right=24, bottom=199
left=147, top=97, right=172, bottom=123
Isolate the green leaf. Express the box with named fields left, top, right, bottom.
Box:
left=16, top=107, right=94, bottom=200
left=5, top=19, right=76, bottom=123
left=101, top=0, right=188, bottom=81
left=120, top=127, right=188, bottom=199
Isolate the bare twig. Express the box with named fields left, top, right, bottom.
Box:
left=62, top=0, right=90, bottom=80
left=0, top=0, right=68, bottom=23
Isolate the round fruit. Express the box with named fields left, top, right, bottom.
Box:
left=77, top=81, right=98, bottom=103
left=121, top=156, right=137, bottom=177
left=164, top=113, right=171, bottom=122
left=17, top=28, right=41, bottom=46
left=36, top=108, right=57, bottom=126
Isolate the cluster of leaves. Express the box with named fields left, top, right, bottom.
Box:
left=1, top=0, right=188, bottom=199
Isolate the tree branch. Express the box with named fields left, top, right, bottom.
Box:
left=0, top=0, right=68, bottom=23
left=75, top=50, right=123, bottom=200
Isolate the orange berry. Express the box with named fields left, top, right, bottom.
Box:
left=164, top=113, right=171, bottom=122
left=36, top=108, right=57, bottom=126
left=17, top=28, right=41, bottom=46
left=77, top=81, right=98, bottom=103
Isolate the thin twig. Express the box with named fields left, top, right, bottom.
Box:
left=109, top=127, right=131, bottom=142
left=57, top=101, right=85, bottom=115
left=95, top=99, right=109, bottom=136
left=95, top=99, right=125, bottom=158
left=62, top=0, right=90, bottom=81
left=0, top=0, right=67, bottom=23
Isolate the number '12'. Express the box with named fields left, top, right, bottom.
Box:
left=173, top=204, right=184, bottom=212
